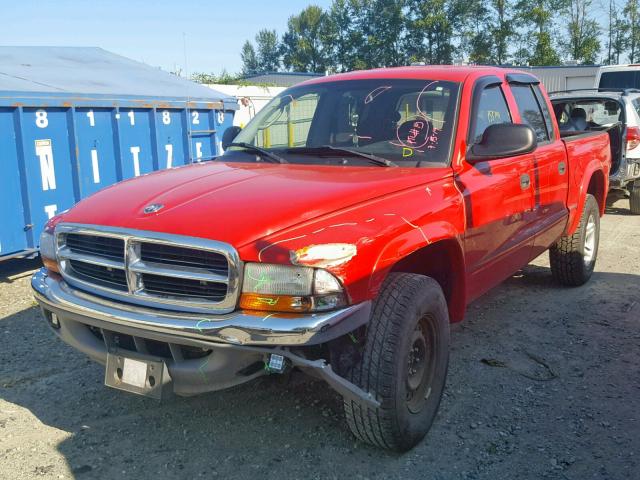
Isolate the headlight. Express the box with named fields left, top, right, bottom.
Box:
left=39, top=222, right=59, bottom=273
left=239, top=263, right=346, bottom=313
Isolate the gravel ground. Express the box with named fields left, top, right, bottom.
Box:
left=1, top=198, right=638, bottom=480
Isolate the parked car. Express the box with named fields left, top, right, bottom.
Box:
left=32, top=66, right=611, bottom=451
left=550, top=89, right=640, bottom=213
left=596, top=64, right=640, bottom=90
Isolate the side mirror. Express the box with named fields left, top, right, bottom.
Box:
left=221, top=126, right=242, bottom=150
left=468, top=123, right=537, bottom=162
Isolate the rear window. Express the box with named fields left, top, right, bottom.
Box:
left=511, top=84, right=550, bottom=142
left=599, top=70, right=640, bottom=90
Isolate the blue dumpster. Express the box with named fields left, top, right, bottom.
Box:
left=0, top=47, right=238, bottom=259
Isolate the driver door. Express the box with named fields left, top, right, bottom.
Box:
left=457, top=77, right=536, bottom=302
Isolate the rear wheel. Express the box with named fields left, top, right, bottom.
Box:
left=549, top=194, right=600, bottom=286
left=630, top=181, right=640, bottom=215
left=343, top=273, right=449, bottom=451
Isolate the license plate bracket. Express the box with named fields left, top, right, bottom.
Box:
left=105, top=352, right=169, bottom=399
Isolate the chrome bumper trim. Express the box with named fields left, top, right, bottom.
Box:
left=31, top=268, right=371, bottom=346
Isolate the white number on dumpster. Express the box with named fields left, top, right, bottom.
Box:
left=162, top=111, right=171, bottom=125
left=191, top=111, right=200, bottom=125
left=35, top=110, right=48, bottom=128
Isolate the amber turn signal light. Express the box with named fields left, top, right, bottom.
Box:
left=239, top=293, right=313, bottom=313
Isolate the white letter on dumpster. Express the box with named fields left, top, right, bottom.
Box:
left=165, top=144, right=173, bottom=168
left=91, top=149, right=101, bottom=183
left=130, top=146, right=141, bottom=177
left=195, top=142, right=202, bottom=161
left=44, top=204, right=57, bottom=219
left=35, top=139, right=56, bottom=191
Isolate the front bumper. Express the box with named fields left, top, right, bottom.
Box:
left=31, top=268, right=371, bottom=347
left=31, top=268, right=378, bottom=406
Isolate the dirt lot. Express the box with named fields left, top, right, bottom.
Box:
left=1, top=198, right=638, bottom=480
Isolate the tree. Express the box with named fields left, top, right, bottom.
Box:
left=281, top=5, right=331, bottom=72
left=563, top=0, right=600, bottom=63
left=489, top=0, right=515, bottom=64
left=255, top=29, right=281, bottom=72
left=609, top=4, right=629, bottom=64
left=366, top=0, right=407, bottom=67
left=323, top=0, right=361, bottom=72
left=624, top=0, right=640, bottom=62
left=240, top=41, right=259, bottom=75
left=404, top=0, right=460, bottom=64
left=459, top=0, right=493, bottom=64
left=515, top=0, right=564, bottom=65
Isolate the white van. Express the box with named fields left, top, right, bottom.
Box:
left=595, top=65, right=640, bottom=90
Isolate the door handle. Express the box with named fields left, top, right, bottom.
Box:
left=520, top=173, right=531, bottom=190
left=558, top=161, right=566, bottom=175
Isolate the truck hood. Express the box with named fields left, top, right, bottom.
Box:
left=62, top=161, right=451, bottom=248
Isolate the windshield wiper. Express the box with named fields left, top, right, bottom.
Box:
left=227, top=142, right=288, bottom=164
left=291, top=145, right=398, bottom=167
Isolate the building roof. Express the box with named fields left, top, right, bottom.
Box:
left=0, top=46, right=237, bottom=109
left=240, top=72, right=324, bottom=87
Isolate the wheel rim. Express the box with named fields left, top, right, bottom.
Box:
left=406, top=317, right=436, bottom=414
left=583, top=214, right=597, bottom=264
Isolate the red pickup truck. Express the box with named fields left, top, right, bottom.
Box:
left=32, top=66, right=611, bottom=451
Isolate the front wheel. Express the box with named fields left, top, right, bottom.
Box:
left=343, top=273, right=450, bottom=451
left=549, top=194, right=600, bottom=286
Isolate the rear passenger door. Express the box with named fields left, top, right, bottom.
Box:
left=508, top=76, right=569, bottom=257
left=459, top=76, right=536, bottom=301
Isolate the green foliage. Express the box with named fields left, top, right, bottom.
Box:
left=233, top=0, right=640, bottom=73
left=404, top=0, right=458, bottom=64
left=255, top=29, right=281, bottom=72
left=624, top=0, right=640, bottom=62
left=191, top=70, right=240, bottom=85
left=563, top=0, right=601, bottom=64
left=489, top=0, right=516, bottom=64
left=241, top=41, right=259, bottom=75
left=281, top=5, right=330, bottom=72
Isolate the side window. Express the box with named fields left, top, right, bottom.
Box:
left=634, top=99, right=640, bottom=119
left=511, top=84, right=549, bottom=142
left=532, top=85, right=555, bottom=140
left=471, top=85, right=512, bottom=143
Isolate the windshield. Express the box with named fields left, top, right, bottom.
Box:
left=599, top=70, right=640, bottom=90
left=224, top=79, right=460, bottom=166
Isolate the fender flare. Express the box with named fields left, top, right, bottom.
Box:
left=566, top=161, right=607, bottom=236
left=368, top=220, right=466, bottom=322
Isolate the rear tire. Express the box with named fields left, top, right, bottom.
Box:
left=343, top=273, right=449, bottom=452
left=549, top=194, right=600, bottom=286
left=630, top=181, right=640, bottom=215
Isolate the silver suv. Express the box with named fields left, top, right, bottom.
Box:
left=550, top=89, right=640, bottom=214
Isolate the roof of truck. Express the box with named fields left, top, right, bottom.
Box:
left=299, top=65, right=528, bottom=86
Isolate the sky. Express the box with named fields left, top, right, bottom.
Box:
left=2, top=0, right=333, bottom=75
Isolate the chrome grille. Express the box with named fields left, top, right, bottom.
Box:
left=55, top=224, right=241, bottom=313
left=139, top=243, right=228, bottom=275
left=140, top=273, right=228, bottom=301
left=68, top=259, right=128, bottom=292
left=66, top=233, right=125, bottom=261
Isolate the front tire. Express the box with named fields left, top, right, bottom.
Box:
left=630, top=181, right=640, bottom=215
left=549, top=194, right=600, bottom=286
left=343, top=273, right=449, bottom=451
